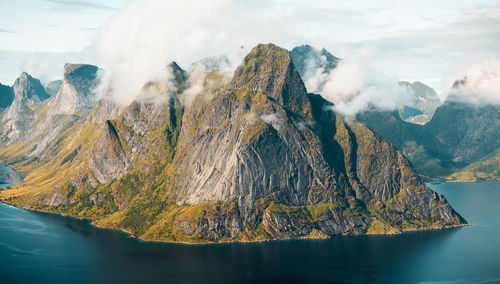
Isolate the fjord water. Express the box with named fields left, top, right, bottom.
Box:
left=1, top=164, right=499, bottom=283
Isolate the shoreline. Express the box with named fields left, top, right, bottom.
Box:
left=0, top=161, right=474, bottom=246
left=0, top=198, right=470, bottom=246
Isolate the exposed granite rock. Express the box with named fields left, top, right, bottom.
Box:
left=89, top=120, right=130, bottom=184
left=48, top=64, right=99, bottom=115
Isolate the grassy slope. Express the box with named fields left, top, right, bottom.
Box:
left=446, top=149, right=500, bottom=182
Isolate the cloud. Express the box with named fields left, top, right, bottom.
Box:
left=0, top=28, right=15, bottom=34
left=94, top=0, right=299, bottom=105
left=42, top=0, right=117, bottom=11
left=19, top=49, right=96, bottom=84
left=445, top=58, right=500, bottom=105
left=321, top=48, right=411, bottom=116
left=259, top=113, right=283, bottom=130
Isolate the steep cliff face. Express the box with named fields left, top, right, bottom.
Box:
left=49, top=64, right=99, bottom=115
left=0, top=43, right=466, bottom=243
left=163, top=44, right=465, bottom=240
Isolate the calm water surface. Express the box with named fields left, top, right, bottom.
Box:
left=0, top=163, right=499, bottom=283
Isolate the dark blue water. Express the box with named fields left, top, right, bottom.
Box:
left=0, top=163, right=499, bottom=283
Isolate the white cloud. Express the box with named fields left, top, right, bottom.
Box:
left=321, top=48, right=411, bottom=116
left=445, top=58, right=500, bottom=105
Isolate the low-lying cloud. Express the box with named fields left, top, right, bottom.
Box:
left=321, top=49, right=411, bottom=116
left=95, top=0, right=294, bottom=105
left=445, top=58, right=500, bottom=105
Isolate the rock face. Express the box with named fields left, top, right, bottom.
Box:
left=0, top=83, right=14, bottom=110
left=1, top=72, right=50, bottom=142
left=398, top=81, right=441, bottom=124
left=49, top=64, right=99, bottom=115
left=164, top=44, right=464, bottom=240
left=0, top=43, right=466, bottom=243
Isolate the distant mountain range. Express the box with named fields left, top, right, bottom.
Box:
left=0, top=43, right=466, bottom=243
left=290, top=45, right=500, bottom=182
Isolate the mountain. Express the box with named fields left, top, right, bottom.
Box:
left=189, top=55, right=231, bottom=71
left=0, top=83, right=14, bottom=110
left=0, top=43, right=465, bottom=243
left=447, top=148, right=500, bottom=182
left=398, top=81, right=441, bottom=124
left=356, top=88, right=500, bottom=179
left=289, top=46, right=442, bottom=124
left=287, top=45, right=498, bottom=180
left=45, top=80, right=62, bottom=97
left=48, top=64, right=100, bottom=115
left=289, top=44, right=339, bottom=93
left=1, top=72, right=50, bottom=143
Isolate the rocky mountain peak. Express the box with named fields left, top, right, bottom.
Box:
left=12, top=72, right=50, bottom=102
left=397, top=81, right=441, bottom=124
left=63, top=64, right=99, bottom=94
left=289, top=44, right=340, bottom=93
left=1, top=72, right=50, bottom=143
left=49, top=63, right=100, bottom=115
left=231, top=43, right=310, bottom=113
left=167, top=61, right=188, bottom=92
left=289, top=44, right=339, bottom=77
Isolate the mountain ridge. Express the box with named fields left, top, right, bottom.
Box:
left=0, top=43, right=466, bottom=243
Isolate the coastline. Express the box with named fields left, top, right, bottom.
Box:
left=0, top=161, right=472, bottom=246
left=0, top=197, right=470, bottom=246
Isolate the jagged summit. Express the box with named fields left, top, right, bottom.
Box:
left=1, top=72, right=50, bottom=142
left=13, top=72, right=50, bottom=102
left=289, top=44, right=340, bottom=93
left=290, top=44, right=339, bottom=77
left=231, top=43, right=310, bottom=113
left=167, top=61, right=188, bottom=91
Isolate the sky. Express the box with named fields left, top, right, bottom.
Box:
left=0, top=0, right=499, bottom=98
